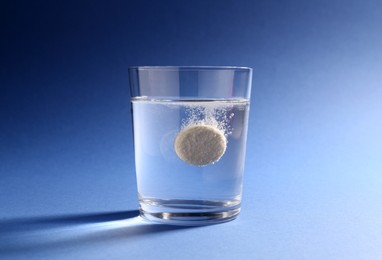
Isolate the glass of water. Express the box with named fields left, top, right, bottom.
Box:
left=129, top=66, right=252, bottom=225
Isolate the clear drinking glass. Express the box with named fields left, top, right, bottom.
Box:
left=129, top=66, right=252, bottom=225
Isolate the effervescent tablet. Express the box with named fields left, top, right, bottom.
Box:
left=174, top=125, right=227, bottom=166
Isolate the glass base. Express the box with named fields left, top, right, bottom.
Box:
left=139, top=197, right=241, bottom=226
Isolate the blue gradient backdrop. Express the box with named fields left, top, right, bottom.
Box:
left=1, top=0, right=381, bottom=259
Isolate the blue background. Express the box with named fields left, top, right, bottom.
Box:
left=1, top=0, right=381, bottom=259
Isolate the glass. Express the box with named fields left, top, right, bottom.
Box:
left=129, top=66, right=252, bottom=225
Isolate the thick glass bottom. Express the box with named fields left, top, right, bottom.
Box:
left=139, top=197, right=241, bottom=226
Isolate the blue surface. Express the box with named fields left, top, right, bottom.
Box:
left=1, top=0, right=382, bottom=259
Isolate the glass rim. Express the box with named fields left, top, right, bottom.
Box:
left=129, top=66, right=252, bottom=72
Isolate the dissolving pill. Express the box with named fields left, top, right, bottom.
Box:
left=174, top=125, right=227, bottom=166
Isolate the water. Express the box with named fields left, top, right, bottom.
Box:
left=131, top=98, right=250, bottom=225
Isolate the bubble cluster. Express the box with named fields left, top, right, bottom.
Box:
left=181, top=102, right=234, bottom=138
